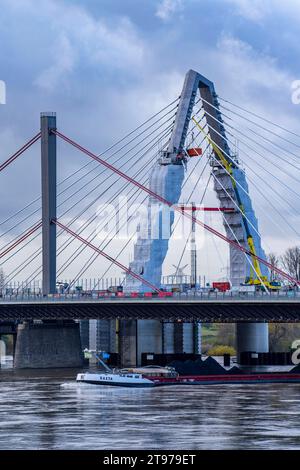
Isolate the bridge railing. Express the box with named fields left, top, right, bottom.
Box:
left=0, top=289, right=299, bottom=302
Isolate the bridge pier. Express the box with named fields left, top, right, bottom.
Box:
left=118, top=321, right=201, bottom=366
left=182, top=323, right=195, bottom=353
left=88, top=319, right=117, bottom=356
left=14, top=321, right=84, bottom=369
left=119, top=320, right=166, bottom=366
left=136, top=320, right=162, bottom=366
left=0, top=322, right=17, bottom=364
left=163, top=323, right=175, bottom=353
left=119, top=320, right=137, bottom=367
left=163, top=322, right=201, bottom=354
left=236, top=323, right=269, bottom=364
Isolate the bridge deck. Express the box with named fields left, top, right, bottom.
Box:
left=0, top=298, right=300, bottom=322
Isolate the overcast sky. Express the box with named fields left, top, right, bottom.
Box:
left=0, top=0, right=300, bottom=284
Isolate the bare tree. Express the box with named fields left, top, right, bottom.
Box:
left=216, top=323, right=235, bottom=348
left=281, top=246, right=300, bottom=281
left=269, top=324, right=288, bottom=351
left=269, top=323, right=300, bottom=351
left=268, top=252, right=280, bottom=281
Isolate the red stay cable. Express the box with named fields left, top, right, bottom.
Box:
left=53, top=219, right=162, bottom=293
left=0, top=221, right=42, bottom=258
left=53, top=129, right=300, bottom=286
left=0, top=132, right=41, bottom=173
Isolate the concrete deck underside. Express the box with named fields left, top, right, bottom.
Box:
left=0, top=300, right=299, bottom=322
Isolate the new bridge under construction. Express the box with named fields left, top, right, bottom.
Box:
left=1, top=69, right=300, bottom=369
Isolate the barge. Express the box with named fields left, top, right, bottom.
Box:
left=76, top=365, right=300, bottom=387
left=76, top=352, right=300, bottom=387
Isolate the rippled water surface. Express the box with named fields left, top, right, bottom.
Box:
left=1, top=368, right=300, bottom=449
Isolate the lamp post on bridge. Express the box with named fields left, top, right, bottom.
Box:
left=41, top=112, right=57, bottom=296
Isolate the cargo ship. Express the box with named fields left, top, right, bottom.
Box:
left=76, top=366, right=178, bottom=387
left=76, top=369, right=300, bottom=387
left=76, top=360, right=300, bottom=387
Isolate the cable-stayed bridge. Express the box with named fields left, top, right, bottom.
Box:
left=1, top=70, right=300, bottom=367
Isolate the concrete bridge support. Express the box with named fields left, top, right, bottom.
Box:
left=163, top=322, right=201, bottom=354
left=182, top=323, right=195, bottom=353
left=236, top=323, right=269, bottom=363
left=14, top=322, right=84, bottom=369
left=136, top=320, right=162, bottom=366
left=119, top=320, right=166, bottom=366
left=163, top=323, right=175, bottom=353
left=119, top=320, right=201, bottom=366
left=119, top=320, right=137, bottom=367
left=88, top=319, right=117, bottom=359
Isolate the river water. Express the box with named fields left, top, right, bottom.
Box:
left=1, top=368, right=300, bottom=450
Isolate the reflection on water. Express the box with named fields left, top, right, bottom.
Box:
left=1, top=368, right=300, bottom=449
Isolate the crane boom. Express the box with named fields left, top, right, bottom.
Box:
left=192, top=116, right=265, bottom=283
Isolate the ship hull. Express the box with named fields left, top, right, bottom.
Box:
left=76, top=372, right=300, bottom=387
